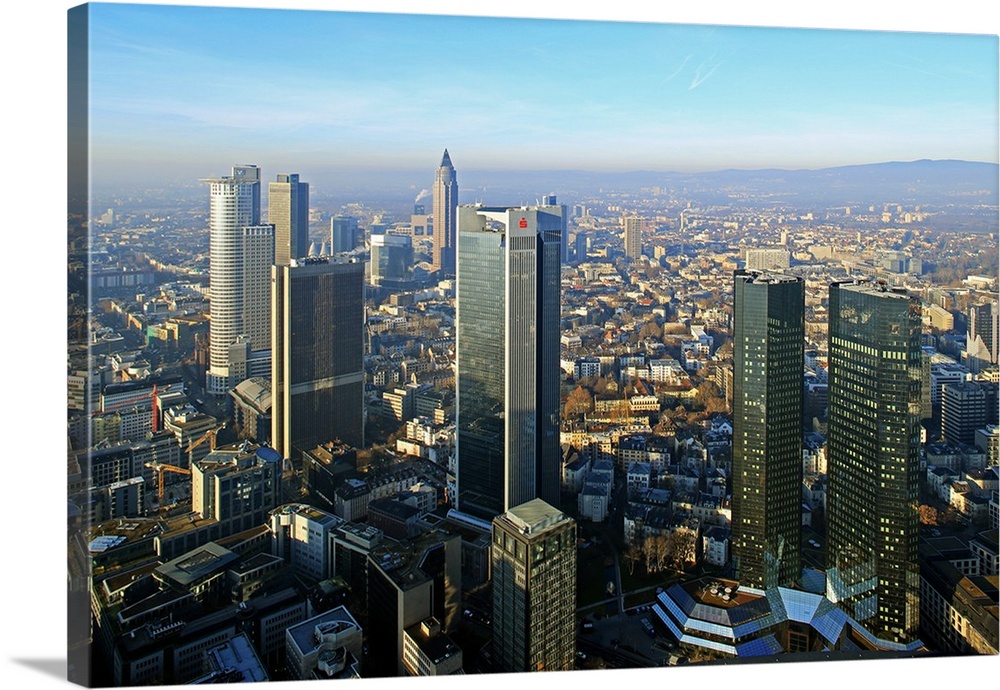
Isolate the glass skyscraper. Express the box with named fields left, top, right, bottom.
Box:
left=455, top=205, right=561, bottom=521
left=826, top=280, right=922, bottom=644
left=269, top=173, right=309, bottom=266
left=731, top=270, right=804, bottom=590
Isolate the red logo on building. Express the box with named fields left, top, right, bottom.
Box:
left=518, top=217, right=528, bottom=229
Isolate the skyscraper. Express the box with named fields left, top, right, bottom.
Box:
left=826, top=280, right=922, bottom=644
left=538, top=194, right=569, bottom=264
left=205, top=165, right=274, bottom=395
left=967, top=301, right=999, bottom=372
left=455, top=204, right=561, bottom=521
left=369, top=233, right=414, bottom=288
left=330, top=215, right=359, bottom=254
left=491, top=499, right=576, bottom=673
left=623, top=215, right=642, bottom=260
left=941, top=380, right=989, bottom=446
left=731, top=270, right=804, bottom=590
left=271, top=258, right=365, bottom=459
left=431, top=149, right=458, bottom=276
left=269, top=173, right=309, bottom=266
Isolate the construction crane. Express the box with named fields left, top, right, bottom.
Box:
left=144, top=461, right=191, bottom=506
left=185, top=422, right=226, bottom=463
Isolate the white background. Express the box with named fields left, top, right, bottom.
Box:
left=2, top=1, right=997, bottom=689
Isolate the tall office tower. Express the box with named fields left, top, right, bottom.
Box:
left=539, top=194, right=569, bottom=263
left=941, top=381, right=989, bottom=445
left=330, top=215, right=359, bottom=254
left=370, top=233, right=414, bottom=288
left=272, top=258, right=365, bottom=459
left=455, top=205, right=561, bottom=521
left=205, top=165, right=275, bottom=395
left=491, top=499, right=576, bottom=673
left=431, top=149, right=458, bottom=276
left=826, top=281, right=922, bottom=644
left=967, top=301, right=999, bottom=372
left=730, top=270, right=804, bottom=590
left=269, top=173, right=310, bottom=266
left=574, top=232, right=588, bottom=263
left=623, top=215, right=643, bottom=260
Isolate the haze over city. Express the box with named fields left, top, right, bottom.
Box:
left=85, top=1, right=998, bottom=191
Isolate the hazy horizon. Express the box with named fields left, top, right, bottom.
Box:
left=83, top=3, right=998, bottom=191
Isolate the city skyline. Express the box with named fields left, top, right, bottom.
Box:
left=16, top=2, right=1000, bottom=689
left=81, top=1, right=998, bottom=190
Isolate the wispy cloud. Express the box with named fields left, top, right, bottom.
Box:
left=689, top=56, right=722, bottom=90
left=661, top=54, right=691, bottom=85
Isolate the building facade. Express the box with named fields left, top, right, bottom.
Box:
left=731, top=270, right=804, bottom=590
left=491, top=499, right=576, bottom=673
left=269, top=173, right=309, bottom=266
left=623, top=215, right=643, bottom=260
left=330, top=215, right=359, bottom=254
left=967, top=301, right=999, bottom=371
left=455, top=204, right=561, bottom=520
left=826, top=280, right=922, bottom=644
left=744, top=247, right=791, bottom=272
left=370, top=232, right=414, bottom=288
left=431, top=149, right=458, bottom=275
left=205, top=164, right=274, bottom=395
left=272, top=258, right=365, bottom=459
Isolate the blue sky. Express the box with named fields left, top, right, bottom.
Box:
left=83, top=2, right=999, bottom=183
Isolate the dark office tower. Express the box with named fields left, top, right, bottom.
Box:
left=455, top=205, right=561, bottom=521
left=271, top=258, right=365, bottom=460
left=269, top=173, right=309, bottom=266
left=432, top=149, right=458, bottom=276
left=967, top=301, right=999, bottom=372
left=730, top=270, right=804, bottom=590
left=538, top=194, right=569, bottom=264
left=826, top=281, right=922, bottom=644
left=492, top=499, right=576, bottom=673
left=941, top=381, right=989, bottom=445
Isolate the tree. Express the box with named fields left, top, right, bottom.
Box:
left=642, top=534, right=658, bottom=573
left=918, top=504, right=938, bottom=526
left=667, top=530, right=697, bottom=571
left=624, top=542, right=642, bottom=576
left=639, top=320, right=663, bottom=341
left=654, top=534, right=670, bottom=572
left=565, top=386, right=594, bottom=417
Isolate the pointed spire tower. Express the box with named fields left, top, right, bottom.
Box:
left=432, top=149, right=458, bottom=276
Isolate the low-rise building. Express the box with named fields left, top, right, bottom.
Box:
left=285, top=606, right=363, bottom=680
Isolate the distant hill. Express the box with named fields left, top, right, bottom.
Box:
left=458, top=160, right=999, bottom=209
